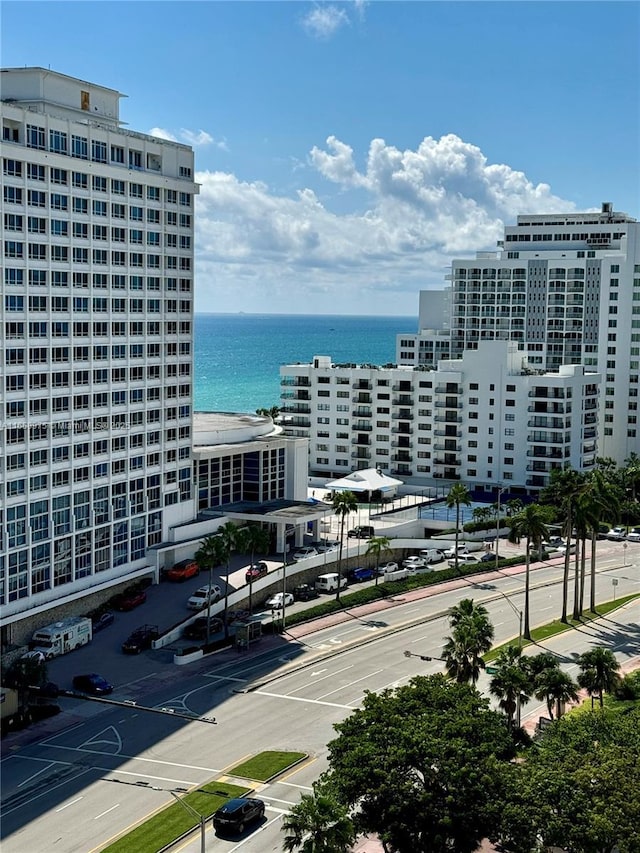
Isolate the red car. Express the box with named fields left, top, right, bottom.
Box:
left=245, top=562, right=268, bottom=583
left=166, top=559, right=200, bottom=582
left=111, top=589, right=147, bottom=611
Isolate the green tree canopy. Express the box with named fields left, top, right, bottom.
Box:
left=499, top=708, right=640, bottom=853
left=282, top=789, right=355, bottom=853
left=442, top=598, right=494, bottom=685
left=331, top=490, right=359, bottom=601
left=323, top=675, right=513, bottom=853
left=445, top=483, right=472, bottom=572
left=577, top=647, right=621, bottom=708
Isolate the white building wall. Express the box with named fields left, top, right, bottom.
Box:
left=0, top=68, right=197, bottom=623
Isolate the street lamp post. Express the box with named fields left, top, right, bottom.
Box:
left=495, top=486, right=506, bottom=571
left=170, top=791, right=206, bottom=853
left=281, top=542, right=288, bottom=631
left=404, top=651, right=446, bottom=663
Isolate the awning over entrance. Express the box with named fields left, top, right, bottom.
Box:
left=325, top=468, right=403, bottom=493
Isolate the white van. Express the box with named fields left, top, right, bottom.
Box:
left=419, top=549, right=445, bottom=564
left=315, top=573, right=348, bottom=593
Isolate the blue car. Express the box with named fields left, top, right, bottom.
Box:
left=72, top=673, right=113, bottom=695
left=347, top=566, right=376, bottom=583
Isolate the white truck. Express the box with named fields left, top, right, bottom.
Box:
left=315, top=573, right=349, bottom=593
left=30, top=616, right=92, bottom=659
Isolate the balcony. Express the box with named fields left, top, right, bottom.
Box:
left=286, top=417, right=310, bottom=428
left=352, top=450, right=371, bottom=460
left=392, top=383, right=414, bottom=392
left=391, top=468, right=413, bottom=476
left=352, top=408, right=372, bottom=418
left=435, top=384, right=461, bottom=394
left=280, top=403, right=311, bottom=414
left=526, top=476, right=548, bottom=487
left=434, top=441, right=460, bottom=452
left=392, top=439, right=413, bottom=448
left=434, top=428, right=461, bottom=437
left=434, top=455, right=461, bottom=466
left=392, top=412, right=414, bottom=420
left=393, top=396, right=414, bottom=406
left=352, top=380, right=372, bottom=390
left=526, top=449, right=564, bottom=459
left=434, top=415, right=462, bottom=424
left=353, top=423, right=372, bottom=432
left=352, top=394, right=372, bottom=404
left=280, top=377, right=311, bottom=387
left=392, top=426, right=413, bottom=434
left=528, top=403, right=566, bottom=414
left=528, top=388, right=565, bottom=399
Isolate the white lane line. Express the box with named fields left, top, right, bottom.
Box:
left=39, top=722, right=85, bottom=745
left=17, top=762, right=58, bottom=787
left=94, top=803, right=120, bottom=820
left=200, top=674, right=247, bottom=683
left=39, top=743, right=220, bottom=772
left=277, top=781, right=313, bottom=790
left=262, top=796, right=297, bottom=806
left=56, top=796, right=83, bottom=812
left=256, top=691, right=351, bottom=709
left=317, top=669, right=384, bottom=700
left=285, top=664, right=354, bottom=695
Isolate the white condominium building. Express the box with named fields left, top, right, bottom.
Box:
left=280, top=342, right=600, bottom=495
left=0, top=68, right=198, bottom=629
left=398, top=204, right=640, bottom=464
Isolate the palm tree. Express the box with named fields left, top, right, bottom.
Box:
left=533, top=665, right=579, bottom=720
left=365, top=535, right=391, bottom=585
left=540, top=467, right=589, bottom=623
left=282, top=791, right=355, bottom=853
left=442, top=598, right=494, bottom=685
left=577, top=647, right=621, bottom=709
left=445, top=483, right=472, bottom=573
left=241, top=524, right=271, bottom=614
left=332, top=490, right=358, bottom=602
left=508, top=504, right=552, bottom=639
left=194, top=534, right=226, bottom=644
left=217, top=520, right=239, bottom=638
left=488, top=645, right=531, bottom=728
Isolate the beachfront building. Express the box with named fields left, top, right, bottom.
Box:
left=396, top=289, right=451, bottom=368
left=0, top=68, right=198, bottom=637
left=280, top=342, right=600, bottom=497
left=398, top=204, right=640, bottom=463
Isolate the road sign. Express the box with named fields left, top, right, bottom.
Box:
left=612, top=578, right=619, bottom=586
left=485, top=666, right=498, bottom=674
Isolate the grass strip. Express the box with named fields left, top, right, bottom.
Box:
left=228, top=750, right=307, bottom=781
left=483, top=592, right=640, bottom=662
left=102, top=780, right=249, bottom=853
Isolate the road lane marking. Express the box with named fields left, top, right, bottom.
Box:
left=56, top=796, right=83, bottom=812
left=317, top=669, right=384, bottom=700
left=17, top=762, right=58, bottom=787
left=285, top=664, right=354, bottom=695
left=256, top=690, right=351, bottom=709
left=39, top=744, right=221, bottom=773
left=94, top=804, right=120, bottom=820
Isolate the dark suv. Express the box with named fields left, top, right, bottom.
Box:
left=122, top=625, right=159, bottom=654
left=212, top=797, right=265, bottom=835
left=183, top=616, right=224, bottom=641
left=245, top=562, right=268, bottom=583
left=292, top=583, right=318, bottom=602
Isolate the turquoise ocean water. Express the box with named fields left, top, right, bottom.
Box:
left=194, top=313, right=416, bottom=413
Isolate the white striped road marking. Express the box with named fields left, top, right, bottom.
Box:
left=17, top=761, right=59, bottom=787
left=94, top=804, right=120, bottom=820
left=255, top=691, right=351, bottom=709
left=286, top=664, right=353, bottom=695
left=56, top=796, right=83, bottom=812
left=317, top=669, right=384, bottom=700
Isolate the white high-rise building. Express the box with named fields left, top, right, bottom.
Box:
left=280, top=342, right=600, bottom=495
left=398, top=205, right=640, bottom=464
left=0, top=68, right=198, bottom=635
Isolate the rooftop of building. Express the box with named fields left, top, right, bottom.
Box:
left=193, top=411, right=282, bottom=450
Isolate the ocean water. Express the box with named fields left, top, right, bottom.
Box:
left=194, top=313, right=416, bottom=413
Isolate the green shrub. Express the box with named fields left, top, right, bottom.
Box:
left=615, top=671, right=640, bottom=700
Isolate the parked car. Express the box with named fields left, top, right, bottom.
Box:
left=378, top=561, right=399, bottom=574
left=266, top=592, right=294, bottom=609
left=447, top=555, right=481, bottom=568
left=480, top=552, right=497, bottom=563
left=72, top=673, right=113, bottom=696
left=347, top=525, right=375, bottom=539
left=166, top=559, right=200, bottom=582
left=292, top=583, right=319, bottom=601
left=89, top=610, right=115, bottom=632
left=315, top=573, right=348, bottom=593
left=542, top=536, right=565, bottom=549
left=212, top=797, right=265, bottom=835
left=403, top=556, right=427, bottom=570
left=347, top=566, right=376, bottom=583
left=183, top=616, right=224, bottom=641
left=111, top=588, right=147, bottom=612
left=292, top=546, right=318, bottom=561
left=313, top=540, right=339, bottom=553
left=419, top=548, right=445, bottom=564
left=606, top=527, right=627, bottom=541
left=20, top=650, right=46, bottom=663
left=187, top=584, right=222, bottom=611
left=122, top=625, right=159, bottom=654
left=626, top=528, right=640, bottom=542
left=443, top=545, right=470, bottom=559
left=245, top=563, right=268, bottom=583
left=557, top=542, right=577, bottom=554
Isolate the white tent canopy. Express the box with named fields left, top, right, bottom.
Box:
left=325, top=468, right=403, bottom=494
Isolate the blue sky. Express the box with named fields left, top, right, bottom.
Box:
left=3, top=1, right=639, bottom=315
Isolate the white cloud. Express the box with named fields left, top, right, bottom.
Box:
left=149, top=126, right=226, bottom=149
left=193, top=133, right=576, bottom=313
left=301, top=5, right=350, bottom=39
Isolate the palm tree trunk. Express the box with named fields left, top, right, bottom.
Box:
left=524, top=549, right=531, bottom=640
left=572, top=540, right=581, bottom=620
left=578, top=536, right=587, bottom=616
left=589, top=531, right=597, bottom=612
left=206, top=564, right=213, bottom=644
left=561, top=510, right=571, bottom=623
left=223, top=562, right=230, bottom=639
left=248, top=579, right=253, bottom=616
left=337, top=516, right=345, bottom=602
left=454, top=502, right=460, bottom=573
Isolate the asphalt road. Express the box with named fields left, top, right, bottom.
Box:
left=1, top=542, right=638, bottom=853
